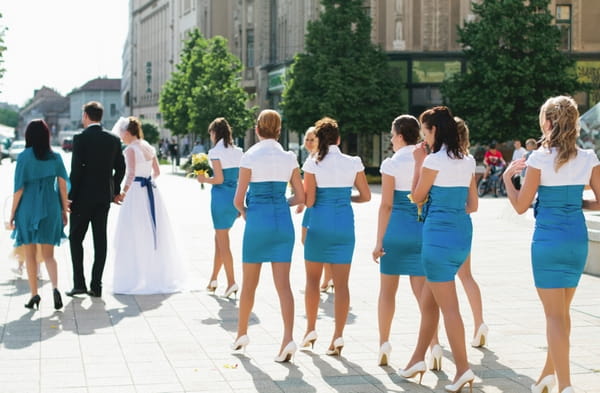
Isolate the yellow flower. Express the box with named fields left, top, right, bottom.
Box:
left=407, top=193, right=429, bottom=222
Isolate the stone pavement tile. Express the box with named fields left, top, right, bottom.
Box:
left=174, top=365, right=225, bottom=383
left=120, top=342, right=168, bottom=362
left=40, top=338, right=81, bottom=358
left=0, top=342, right=41, bottom=360
left=86, top=377, right=134, bottom=387
left=133, top=382, right=184, bottom=392
left=84, top=360, right=130, bottom=379
left=127, top=360, right=180, bottom=385
left=0, top=382, right=40, bottom=393
left=41, top=388, right=87, bottom=393
left=87, top=386, right=136, bottom=393
left=40, top=371, right=86, bottom=389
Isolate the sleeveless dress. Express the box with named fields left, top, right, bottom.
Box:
left=421, top=147, right=475, bottom=282
left=303, top=145, right=364, bottom=264
left=527, top=147, right=599, bottom=288
left=240, top=139, right=298, bottom=263
left=379, top=146, right=424, bottom=276
left=112, top=141, right=186, bottom=294
left=12, top=148, right=69, bottom=246
left=208, top=139, right=243, bottom=230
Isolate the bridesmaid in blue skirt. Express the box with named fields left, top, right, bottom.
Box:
left=400, top=107, right=478, bottom=393
left=503, top=96, right=600, bottom=393
left=300, top=117, right=371, bottom=356
left=197, top=118, right=243, bottom=298
left=231, top=110, right=305, bottom=363
left=371, top=115, right=424, bottom=366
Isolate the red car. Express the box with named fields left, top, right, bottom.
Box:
left=62, top=138, right=73, bottom=152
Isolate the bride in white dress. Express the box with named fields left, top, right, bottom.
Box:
left=111, top=117, right=186, bottom=294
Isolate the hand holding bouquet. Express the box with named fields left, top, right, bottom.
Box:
left=407, top=193, right=429, bottom=222
left=187, top=153, right=213, bottom=189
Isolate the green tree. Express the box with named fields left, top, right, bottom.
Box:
left=282, top=0, right=404, bottom=151
left=0, top=13, right=6, bottom=84
left=141, top=122, right=160, bottom=145
left=159, top=30, right=255, bottom=139
left=0, top=107, right=18, bottom=127
left=441, top=0, right=581, bottom=144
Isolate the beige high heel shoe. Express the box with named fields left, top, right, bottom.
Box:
left=206, top=280, right=218, bottom=293
left=378, top=342, right=392, bottom=366
left=223, top=283, right=239, bottom=299
left=471, top=323, right=489, bottom=347
left=326, top=337, right=344, bottom=356
left=531, top=375, right=555, bottom=393
left=399, top=361, right=426, bottom=384
left=444, top=369, right=475, bottom=393
left=300, top=331, right=318, bottom=349
left=274, top=341, right=297, bottom=362
left=231, top=335, right=249, bottom=352
left=429, top=344, right=443, bottom=370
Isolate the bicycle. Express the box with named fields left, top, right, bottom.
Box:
left=477, top=165, right=506, bottom=197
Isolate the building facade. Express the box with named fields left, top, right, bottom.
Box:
left=18, top=87, right=70, bottom=142
left=67, top=78, right=122, bottom=131
left=125, top=0, right=600, bottom=163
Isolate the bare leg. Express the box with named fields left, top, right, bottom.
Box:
left=536, top=287, right=576, bottom=391
left=405, top=282, right=439, bottom=368
left=215, top=229, right=235, bottom=288
left=301, top=226, right=307, bottom=245
left=24, top=244, right=38, bottom=296
left=321, top=263, right=334, bottom=290
left=457, top=254, right=484, bottom=333
left=208, top=233, right=223, bottom=285
left=429, top=280, right=469, bottom=382
left=378, top=274, right=400, bottom=344
left=329, top=263, right=351, bottom=349
left=304, top=261, right=323, bottom=335
left=537, top=288, right=575, bottom=383
left=271, top=262, right=294, bottom=353
left=236, top=263, right=261, bottom=338
left=411, top=276, right=441, bottom=350
left=40, top=244, right=58, bottom=288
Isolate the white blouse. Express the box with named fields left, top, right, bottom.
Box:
left=380, top=145, right=416, bottom=191
left=527, top=147, right=599, bottom=186
left=302, top=145, right=364, bottom=187
left=239, top=139, right=298, bottom=182
left=423, top=146, right=475, bottom=187
left=208, top=139, right=243, bottom=169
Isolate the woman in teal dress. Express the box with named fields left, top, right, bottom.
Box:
left=9, top=119, right=69, bottom=310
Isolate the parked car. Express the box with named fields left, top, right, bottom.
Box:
left=0, top=136, right=11, bottom=159
left=62, top=138, right=73, bottom=152
left=8, top=140, right=26, bottom=162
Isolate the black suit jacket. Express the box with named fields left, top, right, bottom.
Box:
left=69, top=124, right=126, bottom=208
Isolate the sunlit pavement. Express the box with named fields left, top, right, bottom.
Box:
left=0, top=153, right=598, bottom=393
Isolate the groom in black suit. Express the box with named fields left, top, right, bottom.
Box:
left=67, top=101, right=126, bottom=297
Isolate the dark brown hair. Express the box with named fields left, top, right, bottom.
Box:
left=256, top=109, right=281, bottom=139
left=392, top=115, right=420, bottom=145
left=314, top=117, right=340, bottom=162
left=126, top=116, right=143, bottom=139
left=25, top=119, right=52, bottom=160
left=419, top=106, right=462, bottom=159
left=83, top=101, right=104, bottom=122
left=209, top=117, right=233, bottom=148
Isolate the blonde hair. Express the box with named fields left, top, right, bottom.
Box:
left=256, top=109, right=281, bottom=139
left=454, top=116, right=470, bottom=154
left=539, top=95, right=579, bottom=170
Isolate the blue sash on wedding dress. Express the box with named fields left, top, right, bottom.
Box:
left=135, top=176, right=157, bottom=249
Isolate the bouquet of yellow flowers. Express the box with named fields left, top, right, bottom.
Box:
left=407, top=193, right=429, bottom=222
left=187, top=153, right=213, bottom=189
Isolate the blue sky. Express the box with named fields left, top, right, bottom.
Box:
left=0, top=1, right=129, bottom=107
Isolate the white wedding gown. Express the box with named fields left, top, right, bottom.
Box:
left=112, top=141, right=187, bottom=294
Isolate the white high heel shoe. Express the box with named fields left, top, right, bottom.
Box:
left=223, top=283, right=239, bottom=299
left=531, top=375, right=555, bottom=393
left=326, top=337, right=344, bottom=356
left=300, top=331, right=318, bottom=349
left=444, top=369, right=475, bottom=393
left=429, top=344, right=443, bottom=370
left=399, top=361, right=426, bottom=384
left=206, top=280, right=218, bottom=293
left=471, top=323, right=489, bottom=347
left=378, top=342, right=392, bottom=366
left=320, top=279, right=334, bottom=293
left=231, top=335, right=249, bottom=352
left=274, top=341, right=297, bottom=362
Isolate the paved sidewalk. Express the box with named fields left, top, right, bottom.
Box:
left=0, top=165, right=599, bottom=393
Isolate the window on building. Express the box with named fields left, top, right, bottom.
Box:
left=556, top=5, right=571, bottom=51
left=246, top=29, right=255, bottom=68
left=110, top=104, right=117, bottom=117
left=183, top=0, right=191, bottom=14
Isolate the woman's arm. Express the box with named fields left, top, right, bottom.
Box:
left=197, top=159, right=224, bottom=185
left=372, top=174, right=393, bottom=262
left=58, top=177, right=69, bottom=225
left=351, top=171, right=371, bottom=203
left=152, top=155, right=161, bottom=179
left=583, top=165, right=600, bottom=210
left=304, top=172, right=317, bottom=208
left=233, top=168, right=251, bottom=220
left=466, top=175, right=478, bottom=214
left=9, top=188, right=23, bottom=230
left=503, top=158, right=539, bottom=214
left=287, top=168, right=305, bottom=207
left=411, top=142, right=436, bottom=203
